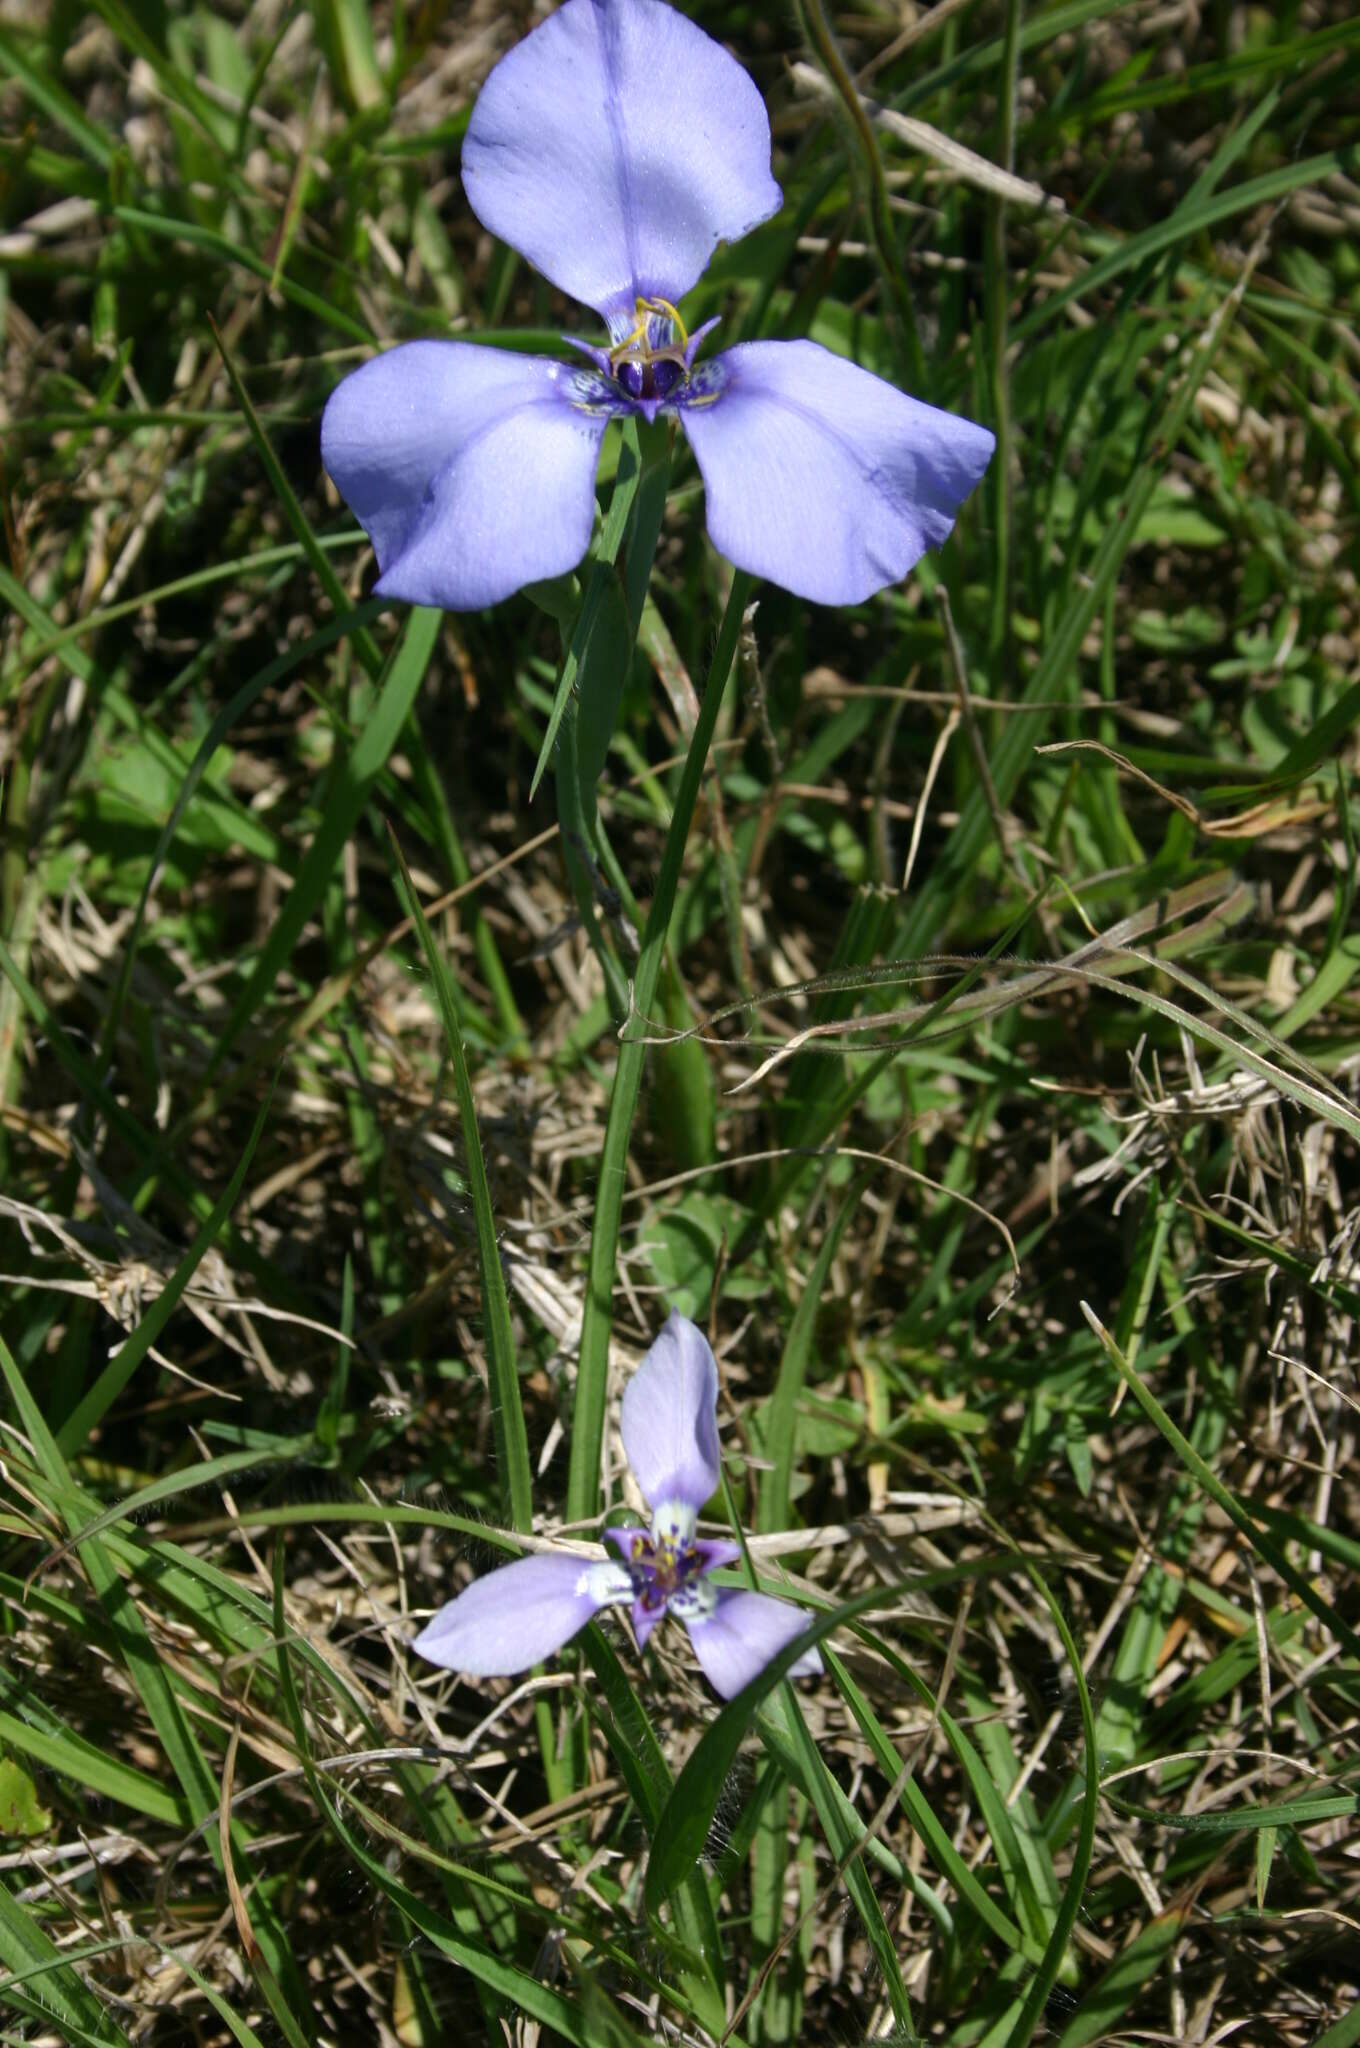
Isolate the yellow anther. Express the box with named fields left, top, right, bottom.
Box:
left=639, top=294, right=689, bottom=350
left=612, top=306, right=651, bottom=359
left=608, top=294, right=691, bottom=374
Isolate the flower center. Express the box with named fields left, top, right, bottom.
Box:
left=608, top=294, right=690, bottom=402
left=623, top=1525, right=704, bottom=1613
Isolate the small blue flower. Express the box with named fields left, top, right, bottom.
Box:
left=322, top=0, right=994, bottom=610
left=413, top=1311, right=822, bottom=1700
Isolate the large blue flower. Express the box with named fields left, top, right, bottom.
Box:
left=322, top=0, right=994, bottom=609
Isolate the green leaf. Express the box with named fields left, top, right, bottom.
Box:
left=765, top=1686, right=915, bottom=2034
left=115, top=206, right=372, bottom=342
left=0, top=1880, right=130, bottom=2043
left=758, top=1177, right=865, bottom=1534
left=0, top=24, right=114, bottom=166
left=0, top=1698, right=188, bottom=1826
left=0, top=1756, right=51, bottom=1837
left=642, top=1193, right=762, bottom=1317
left=1011, top=149, right=1349, bottom=346
left=208, top=604, right=440, bottom=1076
left=388, top=830, right=533, bottom=1535
left=647, top=956, right=717, bottom=1173
left=308, top=0, right=385, bottom=111
left=569, top=566, right=633, bottom=818
left=825, top=1645, right=1027, bottom=1954
left=646, top=1581, right=900, bottom=1910
left=530, top=427, right=642, bottom=806
left=579, top=1630, right=726, bottom=2031
left=1052, top=1910, right=1189, bottom=2048
left=56, top=1086, right=277, bottom=1452
left=1256, top=1823, right=1278, bottom=1909
left=1082, top=1306, right=1360, bottom=1664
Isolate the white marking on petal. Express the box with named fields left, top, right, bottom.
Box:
left=649, top=1498, right=697, bottom=1548
left=668, top=1578, right=718, bottom=1624
left=576, top=1562, right=635, bottom=1608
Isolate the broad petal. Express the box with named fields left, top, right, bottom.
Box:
left=620, top=1311, right=721, bottom=1516
left=462, top=0, right=781, bottom=329
left=678, top=340, right=995, bottom=604
left=412, top=1552, right=632, bottom=1677
left=680, top=1589, right=823, bottom=1700
left=321, top=341, right=609, bottom=610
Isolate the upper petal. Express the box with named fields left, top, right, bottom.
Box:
left=412, top=1551, right=632, bottom=1677
left=679, top=1588, right=823, bottom=1700
left=321, top=340, right=609, bottom=610
left=462, top=0, right=781, bottom=329
left=678, top=340, right=995, bottom=605
left=620, top=1310, right=721, bottom=1515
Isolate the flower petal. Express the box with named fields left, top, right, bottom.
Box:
left=679, top=1589, right=823, bottom=1700
left=321, top=341, right=609, bottom=610
left=631, top=1598, right=665, bottom=1651
left=462, top=0, right=781, bottom=329
left=603, top=1524, right=647, bottom=1564
left=620, top=1311, right=721, bottom=1515
left=412, top=1552, right=632, bottom=1677
left=678, top=340, right=995, bottom=604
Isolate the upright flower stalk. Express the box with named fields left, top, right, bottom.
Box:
left=415, top=1313, right=822, bottom=1700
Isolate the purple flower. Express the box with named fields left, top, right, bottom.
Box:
left=321, top=0, right=994, bottom=610
left=413, top=1311, right=822, bottom=1700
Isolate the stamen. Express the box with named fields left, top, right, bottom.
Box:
left=640, top=294, right=689, bottom=351
left=606, top=295, right=693, bottom=400
left=621, top=1497, right=708, bottom=1616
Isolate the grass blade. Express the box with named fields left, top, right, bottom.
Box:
left=1081, top=1304, right=1360, bottom=1665
left=388, top=829, right=533, bottom=1534
left=758, top=1176, right=866, bottom=1534
left=205, top=604, right=440, bottom=1078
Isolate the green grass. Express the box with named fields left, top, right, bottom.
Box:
left=2, top=0, right=1358, bottom=2043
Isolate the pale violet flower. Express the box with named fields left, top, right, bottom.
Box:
left=321, top=0, right=994, bottom=610
left=413, top=1311, right=822, bottom=1700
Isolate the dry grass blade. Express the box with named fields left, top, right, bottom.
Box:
left=791, top=60, right=1063, bottom=211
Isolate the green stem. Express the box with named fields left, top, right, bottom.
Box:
left=566, top=570, right=753, bottom=1525
left=557, top=705, right=631, bottom=1024
left=555, top=415, right=673, bottom=1025
left=622, top=415, right=671, bottom=633
left=404, top=709, right=527, bottom=1050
